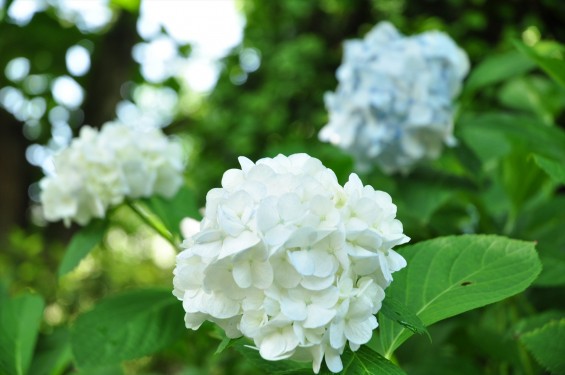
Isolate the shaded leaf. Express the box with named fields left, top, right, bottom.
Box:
left=464, top=50, right=535, bottom=92
left=28, top=327, right=72, bottom=375
left=379, top=235, right=541, bottom=357
left=71, top=289, right=185, bottom=369
left=380, top=296, right=429, bottom=339
left=233, top=340, right=309, bottom=374
left=58, top=220, right=106, bottom=277
left=0, top=293, right=45, bottom=375
left=534, top=155, right=565, bottom=184
left=515, top=40, right=565, bottom=88
left=320, top=346, right=406, bottom=375
left=520, top=319, right=565, bottom=374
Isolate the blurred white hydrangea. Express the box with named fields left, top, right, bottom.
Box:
left=173, top=153, right=409, bottom=373
left=320, top=22, right=469, bottom=174
left=40, top=122, right=185, bottom=226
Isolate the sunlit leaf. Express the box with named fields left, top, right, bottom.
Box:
left=379, top=235, right=541, bottom=357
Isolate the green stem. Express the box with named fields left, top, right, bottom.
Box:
left=127, top=201, right=178, bottom=249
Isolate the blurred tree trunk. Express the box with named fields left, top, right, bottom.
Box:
left=0, top=109, right=31, bottom=238
left=82, top=11, right=140, bottom=128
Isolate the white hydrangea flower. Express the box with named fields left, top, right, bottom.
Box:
left=40, top=122, right=184, bottom=225
left=173, top=153, right=409, bottom=373
left=320, top=22, right=470, bottom=174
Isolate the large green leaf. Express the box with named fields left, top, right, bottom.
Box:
left=379, top=235, right=541, bottom=357
left=0, top=293, right=45, bottom=375
left=520, top=319, right=565, bottom=374
left=58, top=220, right=106, bottom=277
left=70, top=288, right=185, bottom=369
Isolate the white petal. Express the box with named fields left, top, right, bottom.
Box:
left=324, top=347, right=344, bottom=373
left=252, top=260, right=274, bottom=289
left=233, top=261, right=252, bottom=289
left=280, top=297, right=308, bottom=321
left=258, top=326, right=298, bottom=360
left=303, top=305, right=336, bottom=328
left=238, top=156, right=255, bottom=172
left=329, top=320, right=346, bottom=349
left=301, top=275, right=335, bottom=291
left=344, top=316, right=376, bottom=345
left=218, top=231, right=260, bottom=260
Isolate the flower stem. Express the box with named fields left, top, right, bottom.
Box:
left=126, top=201, right=178, bottom=249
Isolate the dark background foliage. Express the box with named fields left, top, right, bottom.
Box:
left=1, top=0, right=564, bottom=374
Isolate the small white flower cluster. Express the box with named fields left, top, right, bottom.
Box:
left=320, top=22, right=470, bottom=174
left=40, top=122, right=185, bottom=225
left=173, top=153, right=409, bottom=373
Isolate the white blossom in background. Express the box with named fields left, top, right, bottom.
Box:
left=320, top=22, right=470, bottom=174
left=40, top=122, right=185, bottom=225
left=173, top=153, right=409, bottom=373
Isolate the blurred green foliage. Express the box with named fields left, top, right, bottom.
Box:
left=1, top=0, right=565, bottom=374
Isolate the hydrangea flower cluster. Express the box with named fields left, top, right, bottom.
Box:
left=40, top=122, right=184, bottom=225
left=173, top=153, right=409, bottom=373
left=320, top=21, right=470, bottom=174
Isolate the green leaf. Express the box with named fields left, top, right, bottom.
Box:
left=70, top=288, right=185, bottom=369
left=497, top=75, right=565, bottom=124
left=464, top=50, right=535, bottom=92
left=214, top=337, right=232, bottom=355
left=501, top=151, right=546, bottom=211
left=533, top=155, right=565, bottom=184
left=457, top=119, right=512, bottom=165
left=58, top=220, right=106, bottom=277
left=458, top=112, right=565, bottom=164
left=28, top=327, right=72, bottom=375
left=143, top=186, right=200, bottom=239
left=515, top=40, right=565, bottom=88
left=320, top=346, right=406, bottom=375
left=380, top=296, right=429, bottom=339
left=520, top=319, right=565, bottom=374
left=110, top=0, right=140, bottom=12
left=0, top=293, right=45, bottom=375
left=233, top=340, right=310, bottom=373
left=233, top=341, right=404, bottom=375
left=536, top=250, right=565, bottom=287
left=379, top=235, right=541, bottom=357
left=515, top=310, right=565, bottom=335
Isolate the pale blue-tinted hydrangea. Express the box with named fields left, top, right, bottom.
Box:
left=40, top=122, right=185, bottom=225
left=320, top=22, right=470, bottom=174
left=173, top=154, right=409, bottom=373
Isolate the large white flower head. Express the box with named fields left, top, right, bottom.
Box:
left=173, top=153, right=409, bottom=373
left=40, top=122, right=184, bottom=225
left=320, top=21, right=470, bottom=174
